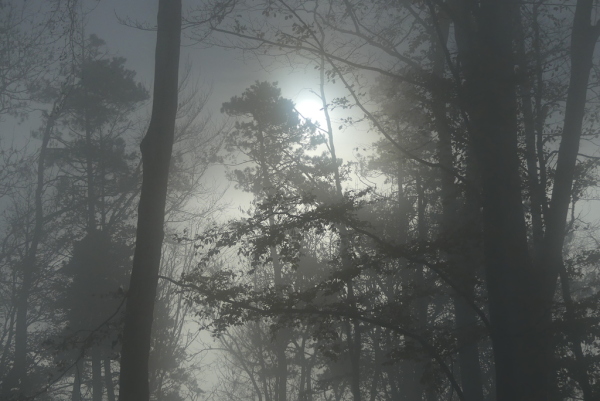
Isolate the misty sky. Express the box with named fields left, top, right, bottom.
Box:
left=86, top=0, right=339, bottom=118
left=79, top=0, right=375, bottom=207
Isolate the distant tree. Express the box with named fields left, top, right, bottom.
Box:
left=52, top=33, right=148, bottom=237
left=221, top=81, right=318, bottom=401
left=59, top=231, right=130, bottom=401
left=0, top=4, right=83, bottom=395
left=45, top=33, right=148, bottom=401
left=0, top=0, right=75, bottom=119
left=0, top=75, right=74, bottom=401
left=150, top=226, right=213, bottom=401
left=221, top=81, right=318, bottom=196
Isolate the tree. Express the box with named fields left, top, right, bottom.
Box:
left=60, top=231, right=130, bottom=401
left=117, top=1, right=182, bottom=400
left=452, top=1, right=600, bottom=398
left=0, top=70, right=75, bottom=401
left=221, top=81, right=318, bottom=401
left=52, top=33, right=148, bottom=235
left=42, top=33, right=149, bottom=401
left=0, top=3, right=82, bottom=395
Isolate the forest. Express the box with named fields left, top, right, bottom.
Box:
left=0, top=0, right=600, bottom=400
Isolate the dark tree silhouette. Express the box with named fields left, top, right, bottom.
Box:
left=117, top=1, right=182, bottom=401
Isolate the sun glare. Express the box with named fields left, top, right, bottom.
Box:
left=295, top=98, right=328, bottom=129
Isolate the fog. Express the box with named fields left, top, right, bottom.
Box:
left=1, top=1, right=599, bottom=401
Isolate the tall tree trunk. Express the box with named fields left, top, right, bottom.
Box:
left=117, top=1, right=181, bottom=401
left=455, top=146, right=485, bottom=401
left=430, top=12, right=484, bottom=398
left=541, top=0, right=600, bottom=294
left=456, top=0, right=545, bottom=399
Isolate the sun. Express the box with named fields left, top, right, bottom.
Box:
left=295, top=98, right=328, bottom=129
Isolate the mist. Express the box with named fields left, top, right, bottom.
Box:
left=0, top=1, right=599, bottom=401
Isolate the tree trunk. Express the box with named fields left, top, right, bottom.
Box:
left=255, top=127, right=289, bottom=401
left=0, top=308, right=16, bottom=379
left=385, top=369, right=401, bottom=401
left=431, top=16, right=484, bottom=398
left=84, top=96, right=96, bottom=233
left=455, top=146, right=485, bottom=401
left=117, top=1, right=181, bottom=401
left=368, top=329, right=382, bottom=401
left=105, top=358, right=116, bottom=401
left=454, top=296, right=483, bottom=401
left=415, top=174, right=434, bottom=401
left=71, top=359, right=83, bottom=401
left=306, top=359, right=313, bottom=401
left=92, top=346, right=102, bottom=401
left=537, top=1, right=599, bottom=398
left=457, top=0, right=545, bottom=399
left=541, top=0, right=600, bottom=298
left=318, top=55, right=362, bottom=401
left=515, top=6, right=545, bottom=256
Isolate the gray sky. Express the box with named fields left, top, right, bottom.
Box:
left=84, top=0, right=369, bottom=137
left=85, top=0, right=267, bottom=111
left=81, top=0, right=377, bottom=208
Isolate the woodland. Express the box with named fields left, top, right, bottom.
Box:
left=1, top=0, right=600, bottom=401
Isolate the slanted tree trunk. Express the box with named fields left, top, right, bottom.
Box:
left=117, top=1, right=181, bottom=401
left=537, top=1, right=599, bottom=399
left=541, top=0, right=600, bottom=294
